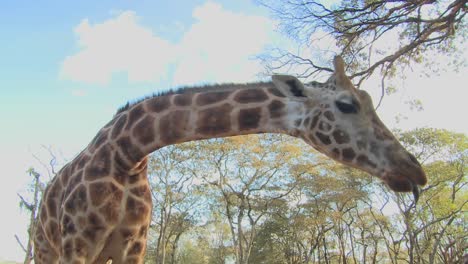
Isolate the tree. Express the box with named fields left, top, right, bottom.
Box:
left=135, top=129, right=465, bottom=263
left=395, top=128, right=467, bottom=264
left=16, top=168, right=44, bottom=264
left=248, top=128, right=466, bottom=264
left=259, top=0, right=466, bottom=102
left=145, top=143, right=204, bottom=264
left=193, top=135, right=315, bottom=264
left=17, top=147, right=60, bottom=264
left=359, top=128, right=467, bottom=263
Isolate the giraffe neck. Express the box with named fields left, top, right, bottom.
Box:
left=96, top=82, right=306, bottom=171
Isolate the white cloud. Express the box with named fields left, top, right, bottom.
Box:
left=172, top=2, right=273, bottom=85
left=60, top=2, right=275, bottom=86
left=60, top=11, right=175, bottom=85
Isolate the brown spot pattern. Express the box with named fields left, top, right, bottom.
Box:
left=46, top=183, right=61, bottom=218
left=196, top=91, right=231, bottom=106
left=173, top=93, right=193, bottom=106
left=324, top=111, right=335, bottom=121
left=370, top=141, right=380, bottom=157
left=74, top=237, right=87, bottom=258
left=239, top=107, right=262, bottom=130
left=99, top=196, right=122, bottom=224
left=61, top=214, right=76, bottom=236
left=310, top=111, right=321, bottom=130
left=159, top=110, right=190, bottom=144
left=125, top=196, right=149, bottom=224
left=357, top=139, right=367, bottom=150
left=88, top=212, right=104, bottom=227
left=83, top=227, right=100, bottom=243
left=85, top=145, right=112, bottom=181
left=90, top=130, right=108, bottom=152
left=128, top=241, right=144, bottom=255
left=316, top=132, right=331, bottom=145
left=125, top=104, right=145, bottom=129
left=60, top=165, right=72, bottom=186
left=62, top=238, right=73, bottom=261
left=115, top=151, right=132, bottom=172
left=65, top=171, right=83, bottom=197
left=332, top=148, right=340, bottom=159
left=128, top=173, right=142, bottom=184
left=268, top=100, right=285, bottom=118
left=147, top=96, right=171, bottom=113
left=83, top=213, right=106, bottom=243
left=196, top=103, right=232, bottom=135
left=333, top=129, right=350, bottom=144
left=46, top=199, right=57, bottom=219
left=342, top=148, right=356, bottom=161
left=234, top=89, right=268, bottom=103
left=294, top=119, right=302, bottom=128
left=116, top=136, right=145, bottom=164
left=120, top=228, right=135, bottom=242
left=64, top=185, right=87, bottom=215
left=76, top=154, right=91, bottom=172
left=357, top=155, right=377, bottom=168
left=130, top=185, right=151, bottom=201
left=89, top=181, right=119, bottom=207
left=46, top=220, right=60, bottom=246
left=132, top=115, right=155, bottom=145
left=111, top=114, right=128, bottom=139
left=40, top=206, right=47, bottom=225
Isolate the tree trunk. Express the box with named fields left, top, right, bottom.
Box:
left=322, top=237, right=329, bottom=264
left=169, top=232, right=182, bottom=264
left=429, top=216, right=456, bottom=264
left=371, top=239, right=378, bottom=264
left=237, top=199, right=245, bottom=264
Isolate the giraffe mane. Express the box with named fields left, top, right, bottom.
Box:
left=115, top=81, right=273, bottom=115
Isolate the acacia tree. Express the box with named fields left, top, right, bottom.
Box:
left=394, top=128, right=467, bottom=264
left=193, top=135, right=314, bottom=264
left=146, top=143, right=204, bottom=264
left=259, top=0, right=466, bottom=102
left=248, top=152, right=374, bottom=264
left=357, top=128, right=467, bottom=263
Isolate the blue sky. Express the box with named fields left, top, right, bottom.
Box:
left=0, top=0, right=466, bottom=262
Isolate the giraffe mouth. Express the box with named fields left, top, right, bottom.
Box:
left=383, top=169, right=425, bottom=204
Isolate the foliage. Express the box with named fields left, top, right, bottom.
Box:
left=258, top=0, right=467, bottom=100
left=142, top=128, right=466, bottom=263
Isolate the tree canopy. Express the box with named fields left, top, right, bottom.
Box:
left=259, top=0, right=466, bottom=91
left=142, top=128, right=466, bottom=263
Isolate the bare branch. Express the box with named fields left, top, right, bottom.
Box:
left=14, top=234, right=28, bottom=253
left=259, top=0, right=466, bottom=100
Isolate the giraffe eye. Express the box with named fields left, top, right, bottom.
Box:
left=336, top=100, right=359, bottom=114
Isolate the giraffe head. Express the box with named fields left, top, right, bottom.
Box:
left=272, top=56, right=426, bottom=197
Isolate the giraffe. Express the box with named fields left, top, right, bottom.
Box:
left=33, top=56, right=426, bottom=263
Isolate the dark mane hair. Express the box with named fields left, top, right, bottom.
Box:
left=115, top=81, right=274, bottom=115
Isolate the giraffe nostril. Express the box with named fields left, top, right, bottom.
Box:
left=408, top=152, right=421, bottom=167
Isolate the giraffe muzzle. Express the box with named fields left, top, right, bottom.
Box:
left=383, top=160, right=426, bottom=200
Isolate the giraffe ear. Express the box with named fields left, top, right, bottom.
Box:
left=272, top=75, right=307, bottom=98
